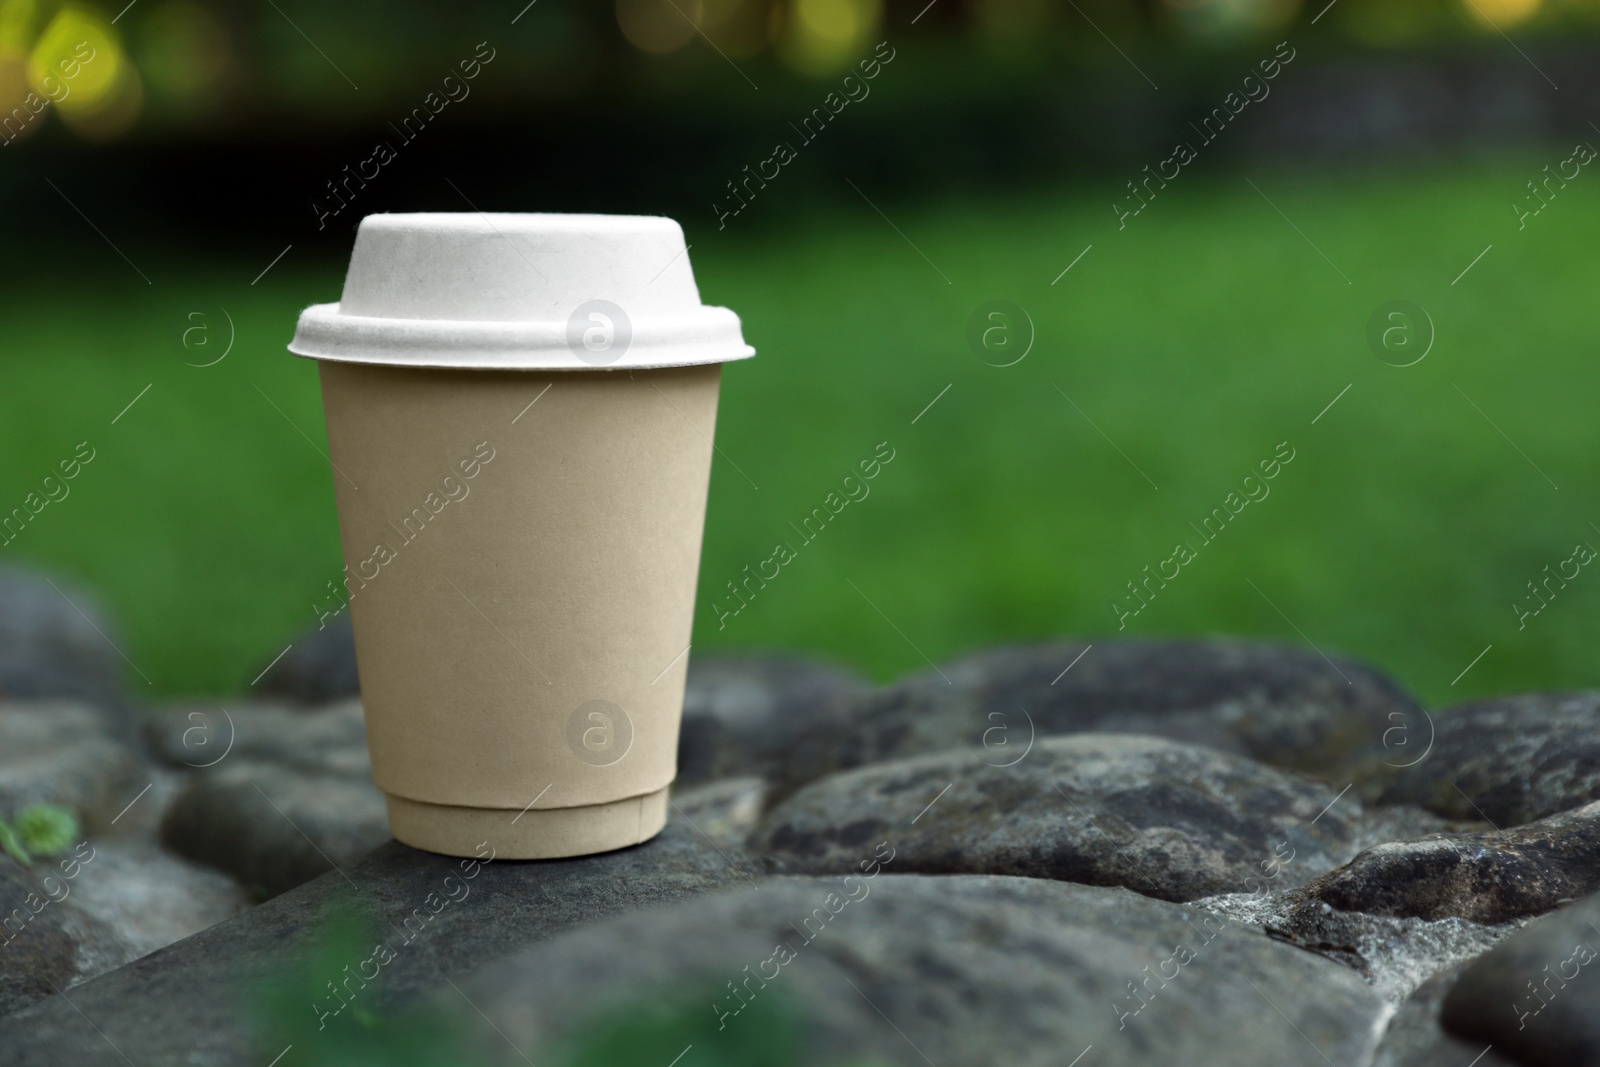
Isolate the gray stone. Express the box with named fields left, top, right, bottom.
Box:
left=1, top=765, right=249, bottom=1019
left=1198, top=885, right=1514, bottom=1002
left=462, top=875, right=1388, bottom=1067
left=1373, top=965, right=1518, bottom=1067
left=160, top=760, right=390, bottom=899
left=146, top=698, right=369, bottom=777
left=672, top=776, right=771, bottom=851
left=0, top=824, right=753, bottom=1065
left=1441, top=893, right=1600, bottom=1066
left=150, top=700, right=385, bottom=899
left=51, top=839, right=249, bottom=979
left=677, top=653, right=867, bottom=787
left=0, top=860, right=77, bottom=1017
left=751, top=734, right=1363, bottom=902
left=0, top=567, right=128, bottom=722
left=1359, top=691, right=1600, bottom=826
left=783, top=638, right=1417, bottom=790
left=249, top=616, right=360, bottom=704
left=1351, top=801, right=1461, bottom=852
left=1280, top=800, right=1600, bottom=926
left=0, top=703, right=146, bottom=833
left=89, top=769, right=185, bottom=842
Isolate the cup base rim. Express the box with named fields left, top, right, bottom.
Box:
left=384, top=786, right=669, bottom=860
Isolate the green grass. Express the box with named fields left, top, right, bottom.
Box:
left=5, top=160, right=1599, bottom=706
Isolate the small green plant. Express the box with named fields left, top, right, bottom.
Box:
left=0, top=804, right=80, bottom=866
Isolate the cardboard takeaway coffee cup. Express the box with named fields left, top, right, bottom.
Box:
left=288, top=213, right=753, bottom=859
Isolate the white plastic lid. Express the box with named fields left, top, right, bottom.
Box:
left=288, top=212, right=755, bottom=371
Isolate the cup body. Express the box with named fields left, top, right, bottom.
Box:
left=318, top=359, right=721, bottom=858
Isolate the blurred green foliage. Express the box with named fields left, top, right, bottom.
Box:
left=255, top=907, right=889, bottom=1067
left=2, top=162, right=1596, bottom=706
left=548, top=986, right=816, bottom=1067
left=253, top=910, right=496, bottom=1067
left=0, top=0, right=1593, bottom=148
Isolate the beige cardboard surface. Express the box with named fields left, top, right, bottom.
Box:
left=318, top=361, right=719, bottom=827
left=385, top=786, right=669, bottom=860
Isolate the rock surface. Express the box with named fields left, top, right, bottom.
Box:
left=146, top=698, right=368, bottom=776
left=160, top=759, right=390, bottom=899
left=1195, top=883, right=1513, bottom=1002
left=752, top=734, right=1363, bottom=902
left=51, top=839, right=249, bottom=977
left=0, top=702, right=146, bottom=833
left=0, top=861, right=78, bottom=1016
left=248, top=617, right=360, bottom=703
left=1441, top=893, right=1600, bottom=1067
left=781, top=639, right=1418, bottom=789
left=1282, top=800, right=1600, bottom=926
left=672, top=776, right=771, bottom=851
left=152, top=699, right=383, bottom=899
left=0, top=753, right=249, bottom=1019
left=678, top=653, right=867, bottom=788
left=1359, top=691, right=1600, bottom=826
left=463, top=875, right=1389, bottom=1067
left=0, top=567, right=129, bottom=720
left=5, top=613, right=1598, bottom=1067
left=151, top=697, right=775, bottom=899
left=1372, top=965, right=1517, bottom=1067
left=0, top=824, right=753, bottom=1065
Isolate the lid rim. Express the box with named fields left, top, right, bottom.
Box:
left=289, top=302, right=755, bottom=371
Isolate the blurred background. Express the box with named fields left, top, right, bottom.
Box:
left=1, top=0, right=1596, bottom=705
